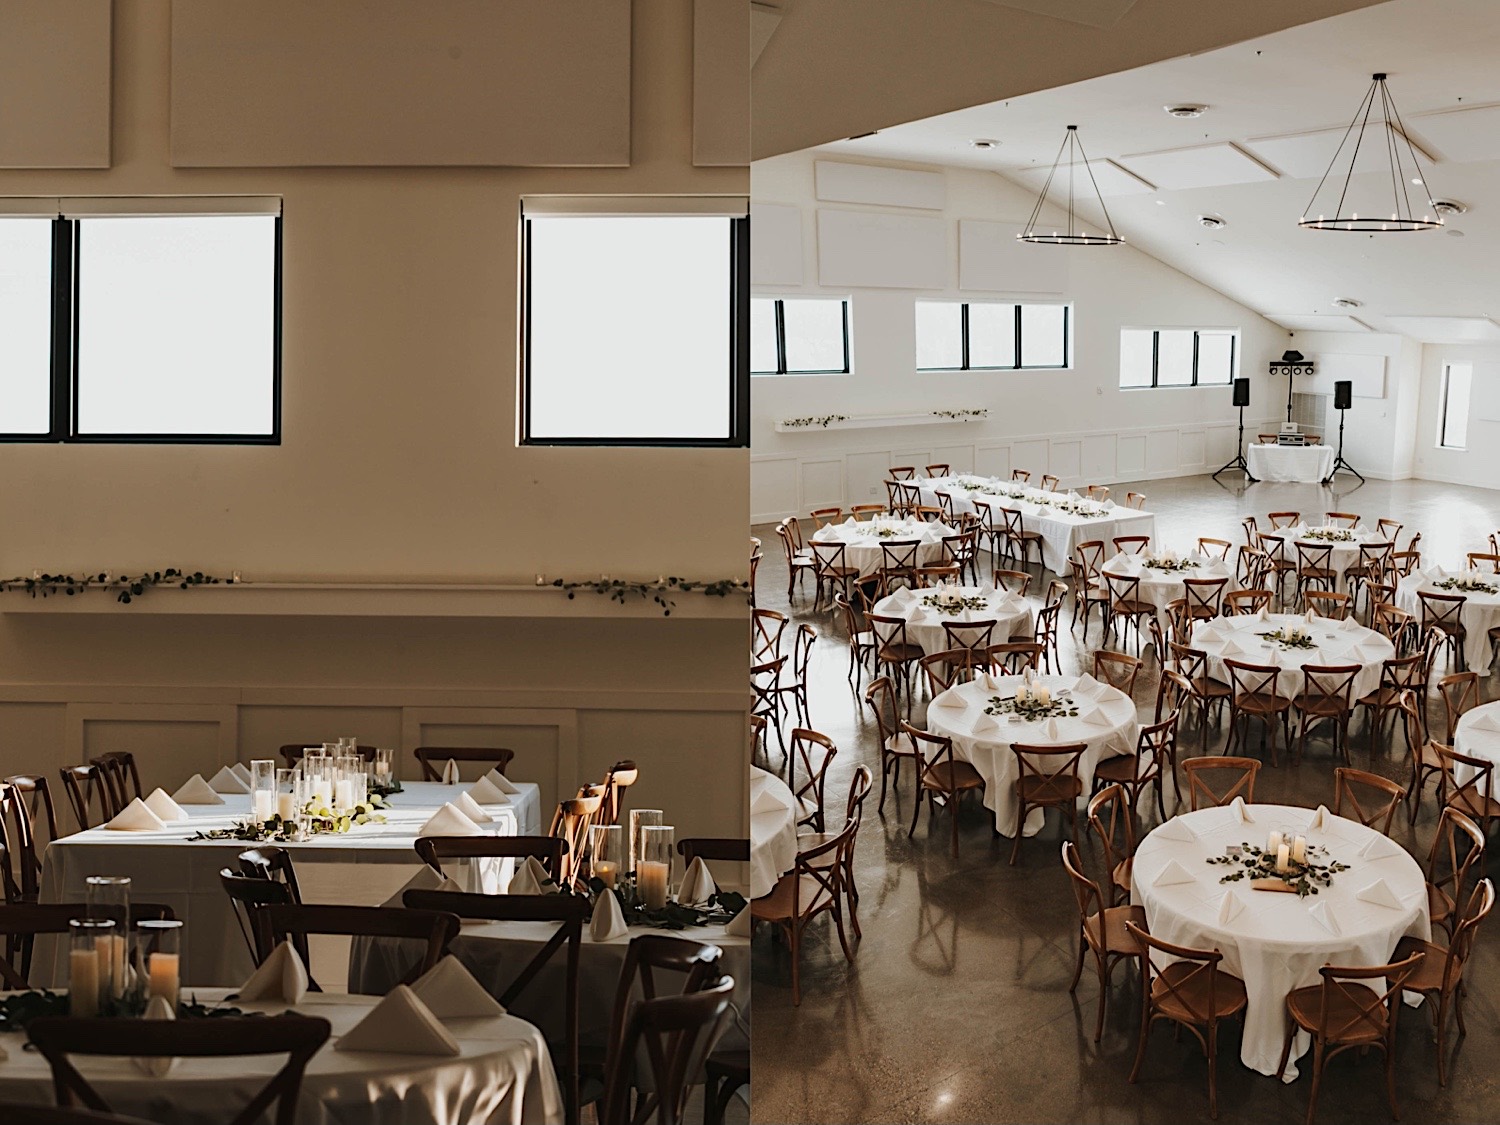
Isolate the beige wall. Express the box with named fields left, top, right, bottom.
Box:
left=0, top=0, right=750, bottom=843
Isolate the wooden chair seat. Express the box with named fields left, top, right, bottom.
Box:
left=1291, top=692, right=1349, bottom=718
left=1237, top=691, right=1290, bottom=715
left=920, top=760, right=985, bottom=792
left=1191, top=676, right=1233, bottom=699
left=1392, top=935, right=1453, bottom=993
left=1446, top=791, right=1500, bottom=824
left=1284, top=981, right=1387, bottom=1044
left=878, top=641, right=925, bottom=663
left=1357, top=685, right=1407, bottom=708
left=751, top=871, right=836, bottom=922
left=1154, top=961, right=1248, bottom=1025
left=1112, top=598, right=1154, bottom=617
left=1431, top=620, right=1467, bottom=638
left=1084, top=903, right=1146, bottom=956
left=1092, top=755, right=1142, bottom=784
left=1111, top=857, right=1132, bottom=899
left=1017, top=773, right=1083, bottom=803
left=1429, top=883, right=1455, bottom=930
left=1299, top=566, right=1337, bottom=583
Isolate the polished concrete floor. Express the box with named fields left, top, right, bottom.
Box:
left=750, top=471, right=1500, bottom=1125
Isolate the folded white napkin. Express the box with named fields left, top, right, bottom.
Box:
left=105, top=798, right=166, bottom=832
left=508, top=855, right=554, bottom=895
left=1358, top=834, right=1400, bottom=860
left=467, top=775, right=512, bottom=805
left=1304, top=610, right=1315, bottom=623
left=410, top=955, right=505, bottom=1018
left=976, top=671, right=999, bottom=692
left=1336, top=615, right=1359, bottom=631
left=971, top=712, right=1000, bottom=733
left=1197, top=619, right=1225, bottom=639
left=452, top=791, right=493, bottom=825
left=1153, top=817, right=1196, bottom=843
left=484, top=769, right=521, bottom=795
left=843, top=515, right=858, bottom=527
left=143, top=788, right=189, bottom=823
left=1307, top=805, right=1330, bottom=831
left=930, top=692, right=966, bottom=711
left=172, top=774, right=224, bottom=805
left=1230, top=797, right=1254, bottom=824
left=1153, top=859, right=1196, bottom=887
left=1309, top=901, right=1341, bottom=936
left=678, top=856, right=718, bottom=906
left=1082, top=707, right=1113, bottom=729
left=1356, top=879, right=1403, bottom=910
left=1071, top=673, right=1101, bottom=698
left=417, top=803, right=484, bottom=838
left=441, top=758, right=461, bottom=785
left=1217, top=892, right=1243, bottom=924
left=887, top=587, right=915, bottom=607
left=725, top=906, right=751, bottom=937
left=231, top=763, right=252, bottom=786
left=237, top=938, right=309, bottom=1004
left=381, top=864, right=464, bottom=908
left=337, top=984, right=459, bottom=1057
left=590, top=890, right=630, bottom=941
left=1470, top=711, right=1500, bottom=733
left=1220, top=639, right=1248, bottom=656
left=1257, top=607, right=1271, bottom=622
left=1041, top=718, right=1061, bottom=740
left=132, top=994, right=178, bottom=1077
left=208, top=766, right=250, bottom=794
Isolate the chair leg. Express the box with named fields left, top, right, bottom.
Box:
left=950, top=789, right=961, bottom=858
left=1207, top=1022, right=1220, bottom=1120
left=1069, top=923, right=1087, bottom=991
left=1009, top=802, right=1027, bottom=865
left=789, top=919, right=802, bottom=1006
left=1093, top=950, right=1110, bottom=1042
left=1304, top=1039, right=1324, bottom=1125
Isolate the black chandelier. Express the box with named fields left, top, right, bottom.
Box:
left=1299, top=73, right=1441, bottom=232
left=1018, top=125, right=1124, bottom=246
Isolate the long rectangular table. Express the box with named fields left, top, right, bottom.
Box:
left=37, top=779, right=541, bottom=986
left=1246, top=442, right=1334, bottom=482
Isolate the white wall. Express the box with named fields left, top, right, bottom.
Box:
left=1413, top=343, right=1500, bottom=490
left=750, top=152, right=1286, bottom=522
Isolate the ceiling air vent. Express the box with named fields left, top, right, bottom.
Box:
left=1332, top=298, right=1362, bottom=309
left=1197, top=214, right=1226, bottom=229
left=1433, top=199, right=1468, bottom=216
left=1164, top=104, right=1207, bottom=118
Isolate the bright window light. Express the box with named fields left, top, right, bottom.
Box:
left=1440, top=363, right=1472, bottom=449
left=0, top=218, right=54, bottom=435
left=915, top=301, right=963, bottom=371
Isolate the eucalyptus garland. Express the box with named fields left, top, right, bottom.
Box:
left=190, top=797, right=386, bottom=843
left=781, top=414, right=848, bottom=429
left=0, top=989, right=254, bottom=1033
left=551, top=576, right=751, bottom=617
left=931, top=409, right=988, bottom=420
left=1206, top=842, right=1349, bottom=897
left=584, top=875, right=746, bottom=930
left=0, top=569, right=237, bottom=604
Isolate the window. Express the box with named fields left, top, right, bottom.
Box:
left=521, top=208, right=749, bottom=447
left=1118, top=328, right=1237, bottom=389
left=914, top=301, right=1070, bottom=371
left=1440, top=363, right=1472, bottom=449
left=0, top=211, right=281, bottom=443
left=751, top=296, right=849, bottom=376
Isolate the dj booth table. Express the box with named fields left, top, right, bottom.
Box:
left=1246, top=443, right=1335, bottom=483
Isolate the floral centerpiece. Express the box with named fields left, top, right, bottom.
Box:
left=1256, top=624, right=1318, bottom=650
left=582, top=874, right=746, bottom=931
left=1206, top=841, right=1349, bottom=897
left=1436, top=576, right=1498, bottom=594
left=1144, top=552, right=1199, bottom=572
left=190, top=794, right=387, bottom=843
left=1054, top=501, right=1105, bottom=517
left=921, top=591, right=989, bottom=616
left=952, top=476, right=991, bottom=491
left=0, top=989, right=254, bottom=1031
left=1302, top=527, right=1355, bottom=543
left=984, top=685, right=1079, bottom=720
left=873, top=522, right=911, bottom=539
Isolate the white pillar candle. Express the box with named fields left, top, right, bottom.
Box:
left=253, top=790, right=277, bottom=823
left=147, top=952, right=180, bottom=1009
left=593, top=860, right=619, bottom=889
left=313, top=778, right=332, bottom=804
left=333, top=779, right=354, bottom=811
left=637, top=860, right=670, bottom=910
left=1276, top=843, right=1290, bottom=872
left=1292, top=835, right=1307, bottom=865
left=1015, top=686, right=1028, bottom=703
left=96, top=934, right=126, bottom=999
left=1267, top=830, right=1283, bottom=856
left=69, top=948, right=101, bottom=1016
left=1035, top=687, right=1051, bottom=705
left=276, top=792, right=298, bottom=821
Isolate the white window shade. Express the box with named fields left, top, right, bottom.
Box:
left=0, top=218, right=54, bottom=434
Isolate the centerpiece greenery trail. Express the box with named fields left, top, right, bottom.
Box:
left=932, top=409, right=988, bottom=420
left=1053, top=500, right=1105, bottom=517
left=1303, top=528, right=1355, bottom=542
left=1256, top=626, right=1318, bottom=651
left=552, top=576, right=751, bottom=617
left=872, top=524, right=913, bottom=539
left=954, top=478, right=991, bottom=491
left=984, top=690, right=1079, bottom=720
left=1437, top=577, right=1498, bottom=594
left=1206, top=842, right=1350, bottom=897
left=0, top=569, right=237, bottom=605
left=582, top=875, right=746, bottom=930
left=921, top=593, right=989, bottom=616
left=190, top=796, right=387, bottom=843
left=1144, top=557, right=1199, bottom=572
left=780, top=414, right=847, bottom=429
left=0, top=990, right=255, bottom=1033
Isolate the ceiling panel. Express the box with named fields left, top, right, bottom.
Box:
left=1116, top=143, right=1277, bottom=190
left=1409, top=102, right=1500, bottom=163
left=1270, top=314, right=1374, bottom=332
left=1009, top=158, right=1156, bottom=196
left=1384, top=315, right=1500, bottom=343
left=1244, top=125, right=1438, bottom=180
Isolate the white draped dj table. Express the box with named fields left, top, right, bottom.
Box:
left=750, top=765, right=797, bottom=900
left=1396, top=569, right=1500, bottom=675
left=37, top=780, right=541, bottom=986
left=0, top=989, right=563, bottom=1125
left=872, top=584, right=1033, bottom=655
left=1190, top=613, right=1392, bottom=701
left=1246, top=444, right=1335, bottom=483
left=1131, top=803, right=1428, bottom=1080
left=924, top=673, right=1137, bottom=837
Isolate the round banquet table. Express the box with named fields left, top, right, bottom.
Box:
left=923, top=673, right=1137, bottom=837
left=872, top=583, right=1033, bottom=655
left=810, top=516, right=954, bottom=580
left=0, top=989, right=563, bottom=1125
left=1131, top=803, right=1428, bottom=1080
left=1453, top=700, right=1500, bottom=790
left=1099, top=550, right=1237, bottom=628
left=750, top=764, right=798, bottom=899
left=1273, top=523, right=1387, bottom=588
left=1190, top=613, right=1392, bottom=701
left=1396, top=568, right=1500, bottom=675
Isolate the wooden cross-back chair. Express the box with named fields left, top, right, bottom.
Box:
left=899, top=723, right=984, bottom=858
left=603, top=978, right=736, bottom=1125
left=751, top=607, right=788, bottom=662
left=1009, top=742, right=1087, bottom=865
left=1332, top=767, right=1405, bottom=836
left=219, top=869, right=296, bottom=968
left=1093, top=713, right=1178, bottom=824
left=789, top=728, right=837, bottom=834
left=415, top=746, right=516, bottom=781
left=1435, top=743, right=1500, bottom=839
left=599, top=759, right=639, bottom=828
left=29, top=1014, right=331, bottom=1125
left=58, top=766, right=110, bottom=831
left=888, top=465, right=915, bottom=480
left=415, top=834, right=568, bottom=884
left=1223, top=660, right=1290, bottom=765
left=1086, top=783, right=1136, bottom=909
left=5, top=774, right=59, bottom=845
left=0, top=902, right=177, bottom=990
left=1291, top=663, right=1360, bottom=765
left=865, top=676, right=916, bottom=818
left=262, top=902, right=458, bottom=993
left=1181, top=756, right=1260, bottom=810
left=1425, top=807, right=1485, bottom=940
left=1060, top=841, right=1143, bottom=1044
left=548, top=792, right=604, bottom=884
left=1418, top=590, right=1468, bottom=671
left=237, top=845, right=305, bottom=907
left=1437, top=671, right=1479, bottom=743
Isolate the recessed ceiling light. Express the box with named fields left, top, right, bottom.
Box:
left=1155, top=199, right=1167, bottom=206
left=1165, top=104, right=1208, bottom=118
left=1433, top=198, right=1468, bottom=215
left=1198, top=214, right=1227, bottom=229
left=1447, top=228, right=1466, bottom=238
left=969, top=138, right=1001, bottom=150
left=1332, top=297, right=1362, bottom=309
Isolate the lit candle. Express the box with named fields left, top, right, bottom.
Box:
left=313, top=778, right=332, bottom=804
left=1276, top=843, right=1290, bottom=872
left=97, top=934, right=126, bottom=999
left=1036, top=687, right=1051, bottom=706
left=277, top=792, right=298, bottom=821
left=69, top=948, right=101, bottom=1016
left=593, top=860, right=619, bottom=889
left=1292, top=835, right=1307, bottom=865
left=147, top=952, right=180, bottom=1009
left=1015, top=685, right=1028, bottom=703
left=637, top=860, right=670, bottom=910
left=1267, top=830, right=1283, bottom=856
left=253, top=790, right=277, bottom=824
left=333, top=779, right=354, bottom=811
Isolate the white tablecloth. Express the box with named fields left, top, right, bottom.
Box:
left=1396, top=569, right=1500, bottom=675
left=750, top=765, right=797, bottom=899
left=37, top=781, right=541, bottom=986
left=872, top=584, right=1033, bottom=655
left=1131, top=803, right=1428, bottom=1080
left=1190, top=613, right=1392, bottom=701
left=921, top=476, right=1156, bottom=576
left=924, top=674, right=1137, bottom=836
left=810, top=516, right=954, bottom=579
left=1453, top=701, right=1500, bottom=790
left=1275, top=523, right=1387, bottom=588
left=0, top=989, right=563, bottom=1125
left=1246, top=444, right=1335, bottom=483
left=1099, top=551, right=1237, bottom=628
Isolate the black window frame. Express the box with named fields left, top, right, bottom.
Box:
left=1439, top=362, right=1470, bottom=450
left=750, top=295, right=851, bottom=376
left=519, top=213, right=750, bottom=449
left=1120, top=327, right=1238, bottom=389
left=0, top=214, right=283, bottom=445
left=915, top=300, right=1071, bottom=372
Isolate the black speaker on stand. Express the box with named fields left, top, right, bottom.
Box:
left=1323, top=379, right=1365, bottom=484
left=1214, top=377, right=1257, bottom=481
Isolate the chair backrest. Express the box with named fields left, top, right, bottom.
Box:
left=237, top=846, right=304, bottom=906
left=1303, top=590, right=1352, bottom=619
left=1155, top=668, right=1194, bottom=722
left=0, top=902, right=176, bottom=989
left=1125, top=922, right=1233, bottom=1026
left=991, top=569, right=1031, bottom=595
left=1060, top=840, right=1105, bottom=925
left=57, top=766, right=108, bottom=831
left=919, top=650, right=963, bottom=696
left=1224, top=658, right=1280, bottom=701
left=1223, top=589, right=1272, bottom=616
left=1375, top=517, right=1403, bottom=542
left=414, top=746, right=516, bottom=782
left=1391, top=549, right=1422, bottom=577
left=85, top=758, right=130, bottom=820
left=1182, top=756, right=1260, bottom=809
left=1087, top=485, right=1109, bottom=501
left=1325, top=511, right=1360, bottom=527
left=1436, top=744, right=1497, bottom=831
left=790, top=728, right=838, bottom=832
left=986, top=641, right=1043, bottom=675
left=940, top=530, right=975, bottom=566
left=29, top=1014, right=331, bottom=1125
left=1306, top=953, right=1424, bottom=1045
left=849, top=503, right=885, bottom=521
left=1010, top=743, right=1087, bottom=804
left=599, top=976, right=735, bottom=1125
left=900, top=723, right=959, bottom=792
left=1299, top=664, right=1360, bottom=712
left=1182, top=576, right=1228, bottom=617
left=915, top=564, right=960, bottom=587
left=1103, top=573, right=1141, bottom=606
left=925, top=463, right=951, bottom=477
left=888, top=465, right=915, bottom=480
left=1332, top=767, right=1405, bottom=835
left=219, top=869, right=295, bottom=967
left=1439, top=878, right=1496, bottom=995
left=0, top=782, right=42, bottom=902
left=597, top=759, right=639, bottom=828
left=1418, top=590, right=1466, bottom=631
left=414, top=834, right=568, bottom=882
left=1011, top=469, right=1031, bottom=482
left=1126, top=491, right=1146, bottom=510
left=1087, top=784, right=1136, bottom=879
left=95, top=753, right=142, bottom=804
left=1438, top=671, right=1480, bottom=741
left=1092, top=650, right=1140, bottom=697
left=1241, top=515, right=1259, bottom=546
left=1074, top=539, right=1105, bottom=577
left=1268, top=511, right=1300, bottom=529
left=751, top=607, right=788, bottom=661
left=1358, top=540, right=1395, bottom=576
left=6, top=773, right=59, bottom=843
left=1112, top=536, right=1149, bottom=555
left=263, top=903, right=458, bottom=990
left=932, top=491, right=956, bottom=522
left=864, top=676, right=903, bottom=756
left=810, top=507, right=843, bottom=528
left=810, top=539, right=851, bottom=579
left=1426, top=806, right=1485, bottom=909
left=547, top=792, right=604, bottom=882
left=1466, top=552, right=1500, bottom=573
left=879, top=538, right=921, bottom=575
left=1196, top=537, right=1232, bottom=561
left=942, top=618, right=997, bottom=656
left=1294, top=540, right=1333, bottom=574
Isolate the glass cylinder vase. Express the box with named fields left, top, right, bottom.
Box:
left=637, top=825, right=674, bottom=910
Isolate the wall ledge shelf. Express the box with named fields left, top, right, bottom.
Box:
left=774, top=411, right=988, bottom=433
left=0, top=582, right=747, bottom=620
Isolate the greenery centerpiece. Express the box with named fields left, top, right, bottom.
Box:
left=921, top=592, right=989, bottom=616
left=1255, top=624, right=1319, bottom=650
left=0, top=989, right=255, bottom=1033
left=1436, top=576, right=1498, bottom=595
left=1302, top=527, right=1355, bottom=543
left=953, top=477, right=990, bottom=491
left=583, top=875, right=746, bottom=931
left=984, top=687, right=1079, bottom=721
left=1206, top=842, right=1349, bottom=897
left=190, top=795, right=387, bottom=843
left=1054, top=500, right=1105, bottom=517
left=1144, top=554, right=1199, bottom=572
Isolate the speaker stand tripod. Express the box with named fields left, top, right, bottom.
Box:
left=1322, top=407, right=1364, bottom=484
left=1213, top=403, right=1257, bottom=482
